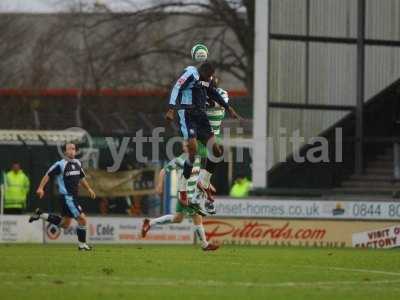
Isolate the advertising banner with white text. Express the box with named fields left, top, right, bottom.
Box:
left=44, top=217, right=193, bottom=244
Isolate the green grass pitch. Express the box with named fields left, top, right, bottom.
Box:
left=0, top=244, right=399, bottom=300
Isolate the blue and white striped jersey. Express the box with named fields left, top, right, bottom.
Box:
left=46, top=159, right=85, bottom=197
left=169, top=66, right=229, bottom=111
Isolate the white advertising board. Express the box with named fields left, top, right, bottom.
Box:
left=352, top=225, right=400, bottom=248
left=0, top=215, right=43, bottom=243
left=44, top=217, right=194, bottom=244
left=214, top=198, right=400, bottom=220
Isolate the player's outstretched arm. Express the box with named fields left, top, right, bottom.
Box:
left=227, top=106, right=243, bottom=121
left=38, top=161, right=62, bottom=199
left=80, top=178, right=96, bottom=199
left=208, top=87, right=242, bottom=120
left=36, top=175, right=50, bottom=199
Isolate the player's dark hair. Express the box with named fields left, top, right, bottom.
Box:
left=198, top=62, right=215, bottom=80
left=62, top=142, right=79, bottom=153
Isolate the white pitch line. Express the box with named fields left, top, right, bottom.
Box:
left=327, top=266, right=400, bottom=277
left=2, top=263, right=400, bottom=281
left=186, top=260, right=400, bottom=277
left=1, top=270, right=400, bottom=289
left=3, top=258, right=398, bottom=279
left=1, top=277, right=400, bottom=289
left=294, top=265, right=400, bottom=277
left=208, top=261, right=400, bottom=277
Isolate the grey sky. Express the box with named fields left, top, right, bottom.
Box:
left=0, top=0, right=150, bottom=13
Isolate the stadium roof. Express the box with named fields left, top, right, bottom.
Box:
left=0, top=130, right=87, bottom=145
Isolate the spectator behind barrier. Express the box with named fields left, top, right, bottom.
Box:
left=229, top=174, right=252, bottom=198
left=4, top=162, right=30, bottom=214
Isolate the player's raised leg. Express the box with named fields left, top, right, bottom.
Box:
left=61, top=194, right=92, bottom=251
left=202, top=136, right=223, bottom=195
left=29, top=208, right=63, bottom=225
left=201, top=82, right=230, bottom=215
left=176, top=111, right=199, bottom=198
left=142, top=213, right=184, bottom=238
left=191, top=128, right=222, bottom=209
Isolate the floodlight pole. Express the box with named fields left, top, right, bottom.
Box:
left=355, top=0, right=366, bottom=175
left=252, top=0, right=269, bottom=188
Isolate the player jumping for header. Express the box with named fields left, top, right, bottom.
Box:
left=29, top=142, right=96, bottom=251
left=165, top=62, right=241, bottom=214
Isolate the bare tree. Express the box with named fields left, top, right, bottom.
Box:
left=53, top=0, right=253, bottom=92
left=144, top=0, right=254, bottom=92
left=0, top=15, right=30, bottom=86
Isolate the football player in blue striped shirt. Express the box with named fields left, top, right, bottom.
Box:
left=29, top=143, right=96, bottom=251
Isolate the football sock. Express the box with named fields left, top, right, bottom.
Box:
left=77, top=225, right=87, bottom=243
left=194, top=225, right=209, bottom=248
left=149, top=214, right=174, bottom=226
